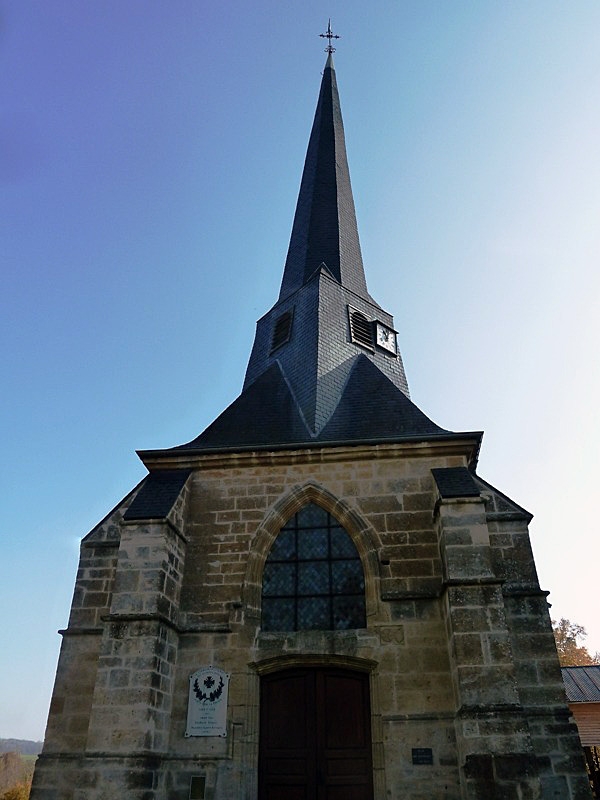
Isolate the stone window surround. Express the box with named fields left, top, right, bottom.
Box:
left=242, top=481, right=383, bottom=623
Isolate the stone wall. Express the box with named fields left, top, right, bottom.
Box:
left=31, top=442, right=591, bottom=800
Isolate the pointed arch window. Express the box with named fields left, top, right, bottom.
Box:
left=261, top=503, right=366, bottom=632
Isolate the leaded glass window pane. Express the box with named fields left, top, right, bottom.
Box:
left=298, top=561, right=329, bottom=596
left=297, top=504, right=329, bottom=528
left=261, top=502, right=366, bottom=632
left=331, top=527, right=359, bottom=558
left=298, top=597, right=329, bottom=630
left=262, top=563, right=295, bottom=596
left=297, top=528, right=328, bottom=559
left=262, top=598, right=295, bottom=631
left=269, top=529, right=296, bottom=560
left=332, top=560, right=364, bottom=594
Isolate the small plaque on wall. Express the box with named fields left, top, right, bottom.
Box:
left=186, top=666, right=230, bottom=737
left=412, top=747, right=433, bottom=765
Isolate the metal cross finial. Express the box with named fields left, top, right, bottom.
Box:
left=319, top=19, right=340, bottom=53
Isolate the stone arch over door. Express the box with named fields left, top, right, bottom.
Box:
left=242, top=482, right=382, bottom=623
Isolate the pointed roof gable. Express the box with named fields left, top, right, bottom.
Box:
left=171, top=355, right=457, bottom=453
left=317, top=356, right=446, bottom=442
left=175, top=363, right=309, bottom=451
left=278, top=54, right=371, bottom=302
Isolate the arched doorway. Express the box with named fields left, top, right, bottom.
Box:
left=258, top=667, right=374, bottom=800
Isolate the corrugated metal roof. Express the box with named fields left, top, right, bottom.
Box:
left=562, top=665, right=600, bottom=703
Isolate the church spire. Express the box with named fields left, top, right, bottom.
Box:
left=154, top=47, right=469, bottom=456
left=278, top=41, right=371, bottom=302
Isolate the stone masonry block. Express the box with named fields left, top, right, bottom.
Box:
left=403, top=492, right=433, bottom=511
left=358, top=495, right=403, bottom=514
left=482, top=633, right=513, bottom=664
left=454, top=633, right=484, bottom=663
left=392, top=558, right=434, bottom=577
left=444, top=545, right=494, bottom=580
left=457, top=665, right=520, bottom=705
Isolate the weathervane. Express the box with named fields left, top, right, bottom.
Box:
left=319, top=19, right=340, bottom=53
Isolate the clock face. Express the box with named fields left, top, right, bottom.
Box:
left=375, top=322, right=397, bottom=354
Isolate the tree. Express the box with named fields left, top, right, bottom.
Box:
left=0, top=782, right=31, bottom=800
left=552, top=618, right=600, bottom=666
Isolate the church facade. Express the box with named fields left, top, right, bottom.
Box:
left=32, top=50, right=591, bottom=800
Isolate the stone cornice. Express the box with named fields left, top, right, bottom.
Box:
left=58, top=627, right=103, bottom=637
left=137, top=433, right=482, bottom=472
left=120, top=516, right=187, bottom=545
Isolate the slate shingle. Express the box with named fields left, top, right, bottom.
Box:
left=431, top=467, right=481, bottom=498
left=175, top=355, right=458, bottom=453
left=153, top=57, right=480, bottom=458
left=318, top=355, right=447, bottom=442
left=278, top=53, right=370, bottom=303
left=177, top=363, right=309, bottom=450
left=124, top=469, right=191, bottom=520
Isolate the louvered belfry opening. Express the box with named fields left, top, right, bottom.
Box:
left=349, top=309, right=374, bottom=349
left=270, top=310, right=293, bottom=352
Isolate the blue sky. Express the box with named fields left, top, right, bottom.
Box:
left=2, top=2, right=600, bottom=740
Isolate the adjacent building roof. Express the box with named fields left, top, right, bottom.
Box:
left=562, top=666, right=600, bottom=703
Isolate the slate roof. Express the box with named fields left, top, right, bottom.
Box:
left=144, top=54, right=480, bottom=458
left=172, top=355, right=471, bottom=453
left=431, top=467, right=481, bottom=498
left=317, top=356, right=447, bottom=443
left=124, top=469, right=191, bottom=520
left=175, top=364, right=308, bottom=451
left=562, top=666, right=600, bottom=703
left=278, top=52, right=371, bottom=303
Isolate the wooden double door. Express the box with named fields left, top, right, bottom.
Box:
left=258, top=667, right=374, bottom=800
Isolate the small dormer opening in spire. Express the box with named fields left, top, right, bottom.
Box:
left=270, top=309, right=294, bottom=353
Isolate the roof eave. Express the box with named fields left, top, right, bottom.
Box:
left=136, top=430, right=483, bottom=471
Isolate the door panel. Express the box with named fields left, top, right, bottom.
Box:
left=264, top=787, right=308, bottom=800
left=259, top=668, right=373, bottom=800
left=263, top=672, right=313, bottom=749
left=259, top=670, right=316, bottom=799
left=326, top=788, right=370, bottom=800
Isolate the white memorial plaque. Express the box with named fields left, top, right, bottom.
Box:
left=186, top=666, right=229, bottom=737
